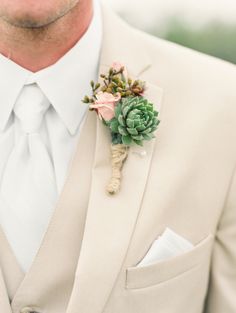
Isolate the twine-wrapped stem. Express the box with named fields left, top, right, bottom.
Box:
left=106, top=144, right=129, bottom=195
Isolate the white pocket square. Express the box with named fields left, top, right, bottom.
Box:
left=136, top=228, right=194, bottom=267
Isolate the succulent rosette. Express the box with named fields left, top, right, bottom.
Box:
left=83, top=62, right=160, bottom=195
left=108, top=96, right=160, bottom=146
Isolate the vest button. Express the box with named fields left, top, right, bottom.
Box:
left=20, top=307, right=40, bottom=313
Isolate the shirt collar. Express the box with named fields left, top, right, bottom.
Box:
left=0, top=0, right=102, bottom=135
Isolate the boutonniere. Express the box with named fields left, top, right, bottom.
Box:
left=83, top=62, right=160, bottom=195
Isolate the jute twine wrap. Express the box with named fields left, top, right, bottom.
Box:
left=106, top=144, right=129, bottom=195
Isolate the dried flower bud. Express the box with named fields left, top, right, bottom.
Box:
left=82, top=96, right=90, bottom=103
left=111, top=82, right=118, bottom=88
left=112, top=76, right=120, bottom=84
left=132, top=80, right=139, bottom=87
left=128, top=78, right=132, bottom=85
left=133, top=88, right=142, bottom=94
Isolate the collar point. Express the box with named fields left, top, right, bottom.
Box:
left=67, top=123, right=79, bottom=136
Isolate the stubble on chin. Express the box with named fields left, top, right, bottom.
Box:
left=0, top=0, right=79, bottom=32
left=0, top=14, right=54, bottom=42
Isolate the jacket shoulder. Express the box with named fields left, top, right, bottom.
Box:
left=130, top=26, right=236, bottom=85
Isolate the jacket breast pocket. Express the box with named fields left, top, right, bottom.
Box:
left=125, top=233, right=214, bottom=290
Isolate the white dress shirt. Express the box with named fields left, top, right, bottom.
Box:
left=0, top=0, right=102, bottom=272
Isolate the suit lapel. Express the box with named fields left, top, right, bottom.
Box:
left=0, top=268, right=12, bottom=313
left=67, top=82, right=163, bottom=313
left=66, top=5, right=163, bottom=312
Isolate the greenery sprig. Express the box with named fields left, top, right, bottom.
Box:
left=83, top=66, right=146, bottom=104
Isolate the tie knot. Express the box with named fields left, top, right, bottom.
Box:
left=14, top=84, right=50, bottom=134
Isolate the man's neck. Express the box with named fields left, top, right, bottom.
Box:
left=0, top=0, right=93, bottom=72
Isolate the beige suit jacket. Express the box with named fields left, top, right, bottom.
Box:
left=1, top=4, right=236, bottom=313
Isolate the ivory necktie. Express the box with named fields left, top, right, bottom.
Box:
left=0, top=83, right=58, bottom=272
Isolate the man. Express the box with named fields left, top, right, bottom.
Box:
left=0, top=0, right=235, bottom=312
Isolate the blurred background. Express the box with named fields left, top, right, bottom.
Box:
left=104, top=0, right=236, bottom=64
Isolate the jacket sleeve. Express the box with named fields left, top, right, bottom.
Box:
left=204, top=164, right=236, bottom=312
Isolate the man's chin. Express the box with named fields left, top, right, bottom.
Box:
left=0, top=0, right=79, bottom=29
left=0, top=11, right=63, bottom=29
left=2, top=16, right=57, bottom=29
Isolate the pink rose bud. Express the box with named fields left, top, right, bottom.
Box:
left=89, top=91, right=121, bottom=121
left=112, top=61, right=128, bottom=79
left=112, top=62, right=125, bottom=72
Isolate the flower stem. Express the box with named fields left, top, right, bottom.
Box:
left=106, top=144, right=129, bottom=195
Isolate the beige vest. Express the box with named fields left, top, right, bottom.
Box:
left=0, top=110, right=97, bottom=313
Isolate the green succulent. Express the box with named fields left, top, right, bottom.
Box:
left=108, top=96, right=160, bottom=146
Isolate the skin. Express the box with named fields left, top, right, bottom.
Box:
left=0, top=0, right=93, bottom=71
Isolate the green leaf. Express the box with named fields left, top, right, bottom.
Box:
left=122, top=135, right=132, bottom=145
left=115, top=103, right=122, bottom=118
left=127, top=128, right=138, bottom=135
left=128, top=109, right=140, bottom=119
left=132, top=135, right=143, bottom=141
left=143, top=133, right=155, bottom=140
left=133, top=139, right=143, bottom=146
left=111, top=133, right=122, bottom=145
left=142, top=127, right=152, bottom=134
left=151, top=126, right=157, bottom=132
left=122, top=97, right=136, bottom=117
left=146, top=121, right=153, bottom=129
left=118, top=125, right=128, bottom=136
left=126, top=118, right=135, bottom=128
left=110, top=118, right=119, bottom=133
left=122, top=104, right=131, bottom=118
left=136, top=124, right=146, bottom=131
left=148, top=111, right=154, bottom=119
left=133, top=118, right=141, bottom=127
left=118, top=114, right=126, bottom=127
